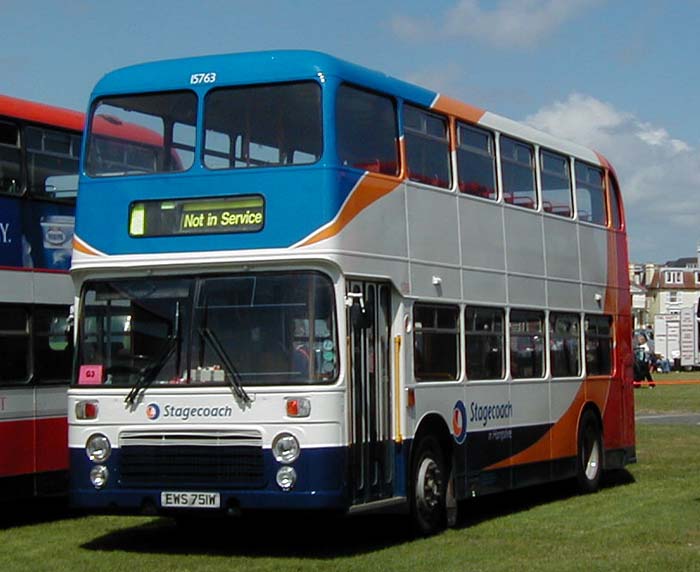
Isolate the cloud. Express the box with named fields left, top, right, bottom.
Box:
left=524, top=94, right=700, bottom=262
left=392, top=0, right=600, bottom=48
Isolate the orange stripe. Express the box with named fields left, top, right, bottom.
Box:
left=431, top=95, right=486, bottom=125
left=485, top=374, right=613, bottom=472
left=72, top=237, right=101, bottom=256
left=486, top=383, right=586, bottom=470
left=299, top=174, right=401, bottom=247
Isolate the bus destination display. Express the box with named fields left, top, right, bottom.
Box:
left=129, top=195, right=264, bottom=237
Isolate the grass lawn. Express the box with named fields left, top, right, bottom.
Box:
left=635, top=372, right=700, bottom=414
left=0, top=390, right=698, bottom=571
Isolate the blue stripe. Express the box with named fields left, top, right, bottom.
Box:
left=76, top=167, right=361, bottom=254
left=70, top=445, right=349, bottom=511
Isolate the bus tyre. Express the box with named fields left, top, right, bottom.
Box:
left=410, top=436, right=447, bottom=535
left=576, top=410, right=603, bottom=493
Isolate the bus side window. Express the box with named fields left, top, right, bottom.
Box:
left=25, top=126, right=80, bottom=201
left=585, top=314, right=613, bottom=375
left=457, top=124, right=497, bottom=200
left=465, top=306, right=505, bottom=380
left=608, top=173, right=623, bottom=229
left=575, top=162, right=607, bottom=226
left=540, top=150, right=573, bottom=218
left=33, top=307, right=73, bottom=383
left=549, top=312, right=581, bottom=378
left=336, top=84, right=399, bottom=176
left=501, top=136, right=536, bottom=210
left=509, top=309, right=545, bottom=379
left=0, top=122, right=22, bottom=194
left=0, top=306, right=29, bottom=383
left=413, top=303, right=460, bottom=382
left=403, top=104, right=451, bottom=188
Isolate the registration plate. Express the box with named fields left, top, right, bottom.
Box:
left=161, top=491, right=221, bottom=509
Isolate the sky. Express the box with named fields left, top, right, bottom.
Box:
left=4, top=0, right=700, bottom=263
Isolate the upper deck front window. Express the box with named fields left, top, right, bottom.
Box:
left=86, top=91, right=197, bottom=177
left=203, top=82, right=322, bottom=169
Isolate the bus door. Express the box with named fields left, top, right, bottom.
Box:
left=347, top=281, right=393, bottom=504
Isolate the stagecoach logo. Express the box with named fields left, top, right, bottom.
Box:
left=146, top=403, right=161, bottom=420
left=452, top=400, right=467, bottom=444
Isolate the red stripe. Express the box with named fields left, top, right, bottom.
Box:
left=0, top=417, right=67, bottom=477
left=35, top=417, right=68, bottom=473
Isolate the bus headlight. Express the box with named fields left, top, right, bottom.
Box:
left=86, top=433, right=111, bottom=462
left=272, top=433, right=300, bottom=464
left=276, top=466, right=297, bottom=491
left=90, top=465, right=109, bottom=489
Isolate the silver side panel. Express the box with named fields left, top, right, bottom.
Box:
left=0, top=270, right=73, bottom=305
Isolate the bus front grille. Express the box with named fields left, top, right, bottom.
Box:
left=118, top=431, right=265, bottom=488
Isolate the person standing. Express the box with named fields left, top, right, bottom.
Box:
left=634, top=333, right=656, bottom=388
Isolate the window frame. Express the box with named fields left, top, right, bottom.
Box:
left=456, top=122, right=498, bottom=200
left=25, top=124, right=81, bottom=202
left=413, top=302, right=460, bottom=383
left=574, top=161, right=608, bottom=226
left=500, top=135, right=537, bottom=210
left=335, top=83, right=400, bottom=176
left=0, top=119, right=23, bottom=197
left=607, top=172, right=623, bottom=230
left=509, top=309, right=545, bottom=380
left=202, top=80, right=323, bottom=171
left=403, top=103, right=452, bottom=189
left=465, top=305, right=505, bottom=381
left=549, top=312, right=582, bottom=379
left=664, top=271, right=682, bottom=285
left=86, top=89, right=198, bottom=178
left=584, top=314, right=613, bottom=376
left=539, top=148, right=573, bottom=218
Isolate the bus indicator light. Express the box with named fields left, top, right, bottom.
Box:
left=407, top=388, right=416, bottom=408
left=286, top=398, right=310, bottom=418
left=76, top=400, right=99, bottom=420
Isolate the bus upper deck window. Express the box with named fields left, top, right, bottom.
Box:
left=86, top=91, right=197, bottom=177
left=0, top=122, right=22, bottom=194
left=203, top=82, right=322, bottom=170
left=457, top=124, right=497, bottom=200
left=404, top=104, right=450, bottom=188
left=608, top=174, right=622, bottom=229
left=336, top=85, right=399, bottom=176
left=540, top=150, right=573, bottom=218
left=575, top=162, right=607, bottom=226
left=500, top=136, right=536, bottom=210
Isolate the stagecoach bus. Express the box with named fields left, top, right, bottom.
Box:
left=68, top=51, right=635, bottom=533
left=0, top=95, right=82, bottom=498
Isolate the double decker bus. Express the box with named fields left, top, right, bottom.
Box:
left=0, top=95, right=82, bottom=498
left=69, top=51, right=635, bottom=533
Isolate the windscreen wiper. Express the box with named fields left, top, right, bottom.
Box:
left=124, top=337, right=178, bottom=406
left=199, top=327, right=252, bottom=405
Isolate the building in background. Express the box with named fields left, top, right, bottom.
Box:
left=629, top=242, right=700, bottom=329
left=630, top=243, right=700, bottom=368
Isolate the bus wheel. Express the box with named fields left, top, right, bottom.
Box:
left=410, top=436, right=447, bottom=535
left=576, top=410, right=603, bottom=493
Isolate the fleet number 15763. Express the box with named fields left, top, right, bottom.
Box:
left=190, top=72, right=217, bottom=85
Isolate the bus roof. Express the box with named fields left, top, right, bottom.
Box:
left=0, top=94, right=84, bottom=132
left=91, top=50, right=609, bottom=168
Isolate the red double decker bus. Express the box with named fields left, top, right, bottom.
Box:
left=0, top=95, right=83, bottom=498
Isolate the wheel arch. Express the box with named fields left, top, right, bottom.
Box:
left=410, top=412, right=454, bottom=475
